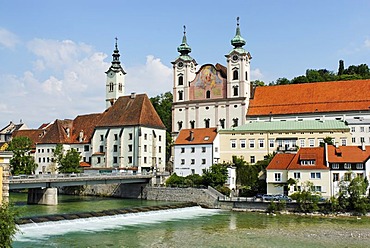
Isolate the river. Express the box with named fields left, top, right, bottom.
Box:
left=11, top=193, right=370, bottom=248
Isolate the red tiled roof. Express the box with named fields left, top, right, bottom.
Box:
left=287, top=147, right=329, bottom=170
left=12, top=129, right=46, bottom=148
left=69, top=113, right=102, bottom=144
left=175, top=128, right=218, bottom=145
left=247, top=80, right=370, bottom=116
left=97, top=94, right=165, bottom=129
left=266, top=153, right=295, bottom=170
left=328, top=145, right=370, bottom=163
left=40, top=119, right=73, bottom=144
left=79, top=162, right=91, bottom=167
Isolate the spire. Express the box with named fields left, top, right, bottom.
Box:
left=231, top=17, right=246, bottom=48
left=177, top=25, right=192, bottom=56
left=107, top=37, right=125, bottom=74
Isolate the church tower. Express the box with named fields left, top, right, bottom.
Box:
left=225, top=17, right=252, bottom=100
left=106, top=38, right=126, bottom=109
left=172, top=26, right=197, bottom=103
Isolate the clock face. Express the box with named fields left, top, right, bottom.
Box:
left=232, top=55, right=239, bottom=61
left=178, top=62, right=184, bottom=68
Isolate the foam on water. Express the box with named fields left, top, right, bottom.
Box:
left=15, top=206, right=221, bottom=242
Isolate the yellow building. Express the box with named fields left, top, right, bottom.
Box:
left=219, top=120, right=351, bottom=164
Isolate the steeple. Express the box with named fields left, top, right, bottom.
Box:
left=176, top=26, right=193, bottom=61
left=231, top=17, right=246, bottom=48
left=107, top=37, right=126, bottom=74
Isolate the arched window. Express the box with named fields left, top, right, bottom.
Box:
left=190, top=120, right=195, bottom=129
left=233, top=70, right=239, bottom=80
left=206, top=90, right=211, bottom=98
left=118, top=83, right=122, bottom=92
left=178, top=121, right=183, bottom=131
left=109, top=82, right=114, bottom=92
left=219, top=119, right=225, bottom=129
left=233, top=118, right=239, bottom=127
left=245, top=71, right=248, bottom=81
left=204, top=119, right=210, bottom=128
left=233, top=86, right=239, bottom=96
left=178, top=90, right=183, bottom=100
left=178, top=76, right=183, bottom=86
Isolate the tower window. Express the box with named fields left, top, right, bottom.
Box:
left=245, top=71, right=248, bottom=81
left=178, top=90, right=183, bottom=100
left=233, top=70, right=239, bottom=80
left=178, top=76, right=183, bottom=86
left=118, top=83, right=122, bottom=92
left=178, top=121, right=183, bottom=131
left=109, top=82, right=114, bottom=92
left=233, top=86, right=239, bottom=96
left=206, top=90, right=211, bottom=98
left=204, top=119, right=210, bottom=128
left=219, top=119, right=225, bottom=129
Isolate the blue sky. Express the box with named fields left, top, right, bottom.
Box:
left=1, top=0, right=370, bottom=128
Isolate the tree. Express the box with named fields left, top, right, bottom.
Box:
left=320, top=136, right=334, bottom=146
left=252, top=80, right=265, bottom=86
left=54, top=145, right=81, bottom=173
left=338, top=60, right=344, bottom=76
left=290, top=181, right=321, bottom=213
left=0, top=203, right=19, bottom=247
left=202, top=164, right=228, bottom=188
left=7, top=136, right=37, bottom=175
left=290, top=75, right=308, bottom=84
left=150, top=92, right=173, bottom=162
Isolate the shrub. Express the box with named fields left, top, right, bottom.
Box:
left=0, top=203, right=19, bottom=247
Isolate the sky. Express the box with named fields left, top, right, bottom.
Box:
left=1, top=0, right=370, bottom=129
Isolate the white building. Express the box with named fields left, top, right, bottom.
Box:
left=173, top=128, right=219, bottom=176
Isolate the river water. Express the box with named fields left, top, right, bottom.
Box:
left=11, top=193, right=370, bottom=248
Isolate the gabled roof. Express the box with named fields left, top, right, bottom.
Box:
left=328, top=145, right=370, bottom=163
left=40, top=119, right=73, bottom=144
left=287, top=147, right=328, bottom=170
left=247, top=80, right=370, bottom=117
left=97, top=94, right=165, bottom=129
left=12, top=129, right=46, bottom=148
left=175, top=128, right=218, bottom=145
left=266, top=153, right=295, bottom=170
left=0, top=122, right=27, bottom=134
left=69, top=113, right=102, bottom=144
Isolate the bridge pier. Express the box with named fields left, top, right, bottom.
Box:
left=27, top=188, right=58, bottom=205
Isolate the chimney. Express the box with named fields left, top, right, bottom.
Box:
left=130, top=92, right=136, bottom=99
left=361, top=142, right=366, bottom=151
left=189, top=130, right=194, bottom=141
left=324, top=143, right=329, bottom=167
left=335, top=142, right=339, bottom=148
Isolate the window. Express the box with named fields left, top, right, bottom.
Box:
left=301, top=160, right=315, bottom=165
left=43, top=157, right=45, bottom=163
left=274, top=173, right=281, bottom=182
left=269, top=139, right=274, bottom=148
left=159, top=135, right=162, bottom=141
left=311, top=186, right=322, bottom=192
left=300, top=139, right=305, bottom=148
left=129, top=133, right=133, bottom=140
left=128, top=156, right=133, bottom=164
left=310, top=172, right=321, bottom=179
left=144, top=145, right=147, bottom=152
left=344, top=163, right=351, bottom=169
left=360, top=137, right=365, bottom=143
left=249, top=139, right=255, bottom=148
left=206, top=90, right=211, bottom=98
left=97, top=157, right=101, bottom=164
left=204, top=119, right=210, bottom=128
left=100, top=135, right=104, bottom=141
left=42, top=149, right=44, bottom=153
left=99, top=145, right=104, bottom=153
left=113, top=156, right=118, bottom=163
left=39, top=158, right=41, bottom=163
left=178, top=76, right=183, bottom=85
left=341, top=138, right=347, bottom=146
left=352, top=137, right=356, bottom=143
left=333, top=173, right=339, bottom=182
left=190, top=120, right=195, bottom=129
left=191, top=159, right=195, bottom=164
left=309, top=139, right=315, bottom=147
left=191, top=147, right=195, bottom=153
left=356, top=163, right=363, bottom=169
left=181, top=159, right=185, bottom=165
left=344, top=172, right=351, bottom=181
left=240, top=139, right=246, bottom=148
left=109, top=82, right=113, bottom=92
left=191, top=169, right=195, bottom=175
left=144, top=157, right=147, bottom=164
left=360, top=126, right=365, bottom=132
left=233, top=70, right=238, bottom=80
left=159, top=146, right=162, bottom=153
left=178, top=90, right=183, bottom=100
left=357, top=173, right=364, bottom=178
left=128, top=145, right=133, bottom=152
left=233, top=86, right=239, bottom=96
left=202, top=147, right=206, bottom=153
left=259, top=139, right=264, bottom=148
left=351, top=127, right=355, bottom=132
left=84, top=145, right=89, bottom=151
left=231, top=140, right=236, bottom=148
left=332, top=163, right=339, bottom=169
left=245, top=71, right=248, bottom=81
left=181, top=147, right=185, bottom=153
left=114, top=134, right=118, bottom=140
left=250, top=156, right=255, bottom=164
left=233, top=118, right=238, bottom=127
left=113, top=145, right=118, bottom=152
left=294, top=172, right=301, bottom=179
left=144, top=133, right=147, bottom=140
left=219, top=119, right=225, bottom=129
left=178, top=121, right=183, bottom=131
left=47, top=149, right=50, bottom=153
left=118, top=83, right=122, bottom=92
left=202, top=159, right=206, bottom=164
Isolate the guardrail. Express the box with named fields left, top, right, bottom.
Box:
left=9, top=172, right=154, bottom=180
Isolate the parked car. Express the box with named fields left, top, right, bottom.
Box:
left=262, top=194, right=277, bottom=201
left=275, top=194, right=292, bottom=202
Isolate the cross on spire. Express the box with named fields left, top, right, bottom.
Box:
left=115, top=37, right=118, bottom=50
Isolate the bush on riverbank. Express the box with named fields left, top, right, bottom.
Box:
left=0, top=202, right=19, bottom=248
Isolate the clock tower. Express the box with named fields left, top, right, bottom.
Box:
left=106, top=38, right=126, bottom=109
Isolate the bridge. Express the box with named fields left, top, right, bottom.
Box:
left=9, top=173, right=153, bottom=205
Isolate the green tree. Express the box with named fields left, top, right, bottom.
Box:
left=291, top=75, right=308, bottom=84
left=7, top=136, right=37, bottom=175
left=252, top=80, right=265, bottom=86
left=54, top=145, right=81, bottom=173
left=320, top=136, right=334, bottom=146
left=0, top=203, right=19, bottom=248
left=150, top=92, right=173, bottom=162
left=348, top=176, right=370, bottom=215
left=338, top=60, right=344, bottom=76
left=290, top=181, right=321, bottom=213
left=202, top=164, right=228, bottom=188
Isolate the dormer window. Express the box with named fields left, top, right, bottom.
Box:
left=301, top=160, right=315, bottom=165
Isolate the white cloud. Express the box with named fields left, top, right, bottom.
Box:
left=126, top=55, right=172, bottom=96
left=251, top=68, right=264, bottom=81
left=0, top=28, right=19, bottom=49
left=364, top=38, right=370, bottom=49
